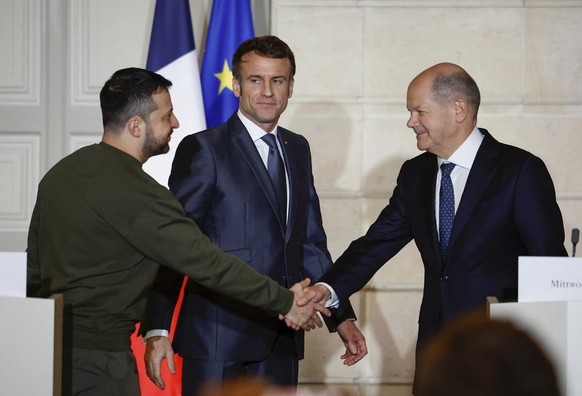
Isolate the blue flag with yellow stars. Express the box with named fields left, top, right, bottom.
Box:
left=201, top=0, right=255, bottom=128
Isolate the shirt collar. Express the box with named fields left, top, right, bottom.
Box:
left=438, top=127, right=484, bottom=170
left=237, top=110, right=279, bottom=142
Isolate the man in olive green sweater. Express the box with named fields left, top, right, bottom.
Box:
left=26, top=67, right=328, bottom=396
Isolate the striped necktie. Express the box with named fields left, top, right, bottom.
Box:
left=261, top=133, right=287, bottom=226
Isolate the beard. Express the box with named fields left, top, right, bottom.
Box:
left=142, top=124, right=170, bottom=159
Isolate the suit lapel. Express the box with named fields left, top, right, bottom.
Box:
left=277, top=128, right=294, bottom=238
left=419, top=154, right=442, bottom=268
left=229, top=116, right=287, bottom=233
left=448, top=130, right=499, bottom=253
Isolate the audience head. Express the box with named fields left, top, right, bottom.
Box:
left=415, top=312, right=561, bottom=396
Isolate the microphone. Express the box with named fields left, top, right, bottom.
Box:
left=572, top=228, right=580, bottom=257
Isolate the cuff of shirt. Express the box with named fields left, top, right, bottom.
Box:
left=316, top=282, right=339, bottom=308
left=143, top=329, right=169, bottom=343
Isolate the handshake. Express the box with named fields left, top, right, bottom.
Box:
left=279, top=278, right=333, bottom=331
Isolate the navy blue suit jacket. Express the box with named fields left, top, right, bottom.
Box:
left=141, top=114, right=354, bottom=361
left=319, top=129, right=567, bottom=348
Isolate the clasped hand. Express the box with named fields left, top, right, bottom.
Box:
left=280, top=278, right=332, bottom=331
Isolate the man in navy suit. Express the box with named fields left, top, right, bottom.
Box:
left=302, top=62, right=567, bottom=388
left=140, top=36, right=367, bottom=394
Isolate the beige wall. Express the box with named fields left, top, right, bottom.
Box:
left=1, top=0, right=581, bottom=395
left=273, top=2, right=582, bottom=394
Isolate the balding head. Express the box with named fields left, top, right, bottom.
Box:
left=412, top=63, right=481, bottom=121
left=406, top=63, right=481, bottom=158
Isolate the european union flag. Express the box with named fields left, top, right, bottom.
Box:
left=201, top=0, right=255, bottom=128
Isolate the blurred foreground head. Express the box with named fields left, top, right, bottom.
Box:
left=415, top=312, right=561, bottom=396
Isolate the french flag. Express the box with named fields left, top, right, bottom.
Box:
left=132, top=1, right=203, bottom=394
left=142, top=0, right=206, bottom=187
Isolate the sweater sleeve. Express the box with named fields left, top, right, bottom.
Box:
left=26, top=196, right=41, bottom=296
left=126, top=193, right=294, bottom=316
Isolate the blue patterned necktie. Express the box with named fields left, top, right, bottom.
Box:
left=439, top=162, right=456, bottom=258
left=261, top=133, right=287, bottom=226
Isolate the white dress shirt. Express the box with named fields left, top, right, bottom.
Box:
left=435, top=127, right=484, bottom=236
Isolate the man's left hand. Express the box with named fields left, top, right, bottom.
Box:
left=337, top=320, right=368, bottom=366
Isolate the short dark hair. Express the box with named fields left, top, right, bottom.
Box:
left=431, top=69, right=481, bottom=117
left=100, top=67, right=172, bottom=132
left=416, top=312, right=560, bottom=396
left=232, top=35, right=296, bottom=81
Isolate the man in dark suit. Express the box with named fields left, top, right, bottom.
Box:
left=301, top=62, right=567, bottom=388
left=140, top=36, right=367, bottom=394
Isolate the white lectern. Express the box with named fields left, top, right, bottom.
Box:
left=489, top=256, right=582, bottom=396
left=0, top=294, right=63, bottom=396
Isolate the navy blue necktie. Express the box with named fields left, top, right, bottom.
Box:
left=261, top=133, right=287, bottom=225
left=439, top=162, right=456, bottom=258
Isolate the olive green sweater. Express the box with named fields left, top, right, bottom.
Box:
left=27, top=142, right=293, bottom=351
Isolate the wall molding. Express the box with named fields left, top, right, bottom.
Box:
left=0, top=134, right=40, bottom=231
left=0, top=0, right=42, bottom=105
left=70, top=0, right=100, bottom=105
left=70, top=133, right=102, bottom=154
